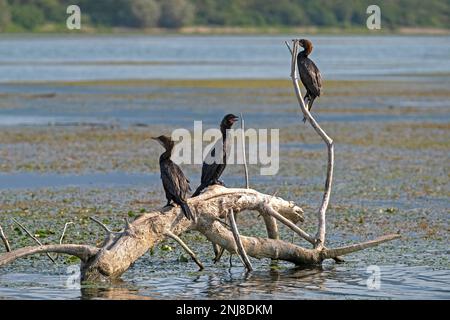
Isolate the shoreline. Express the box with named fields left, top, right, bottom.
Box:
left=1, top=26, right=449, bottom=36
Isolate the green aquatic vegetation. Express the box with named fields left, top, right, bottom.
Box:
left=385, top=207, right=397, bottom=214
left=161, top=245, right=173, bottom=252
left=34, top=229, right=55, bottom=238
left=64, top=256, right=80, bottom=264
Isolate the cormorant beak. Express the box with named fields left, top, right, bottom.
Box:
left=151, top=137, right=164, bottom=147
left=232, top=116, right=239, bottom=123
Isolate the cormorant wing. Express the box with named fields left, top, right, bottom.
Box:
left=299, top=58, right=322, bottom=97
left=161, top=161, right=190, bottom=200
left=200, top=139, right=224, bottom=183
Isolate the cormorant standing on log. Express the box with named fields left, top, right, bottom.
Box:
left=192, top=114, right=239, bottom=197
left=297, top=39, right=322, bottom=123
left=152, top=135, right=194, bottom=220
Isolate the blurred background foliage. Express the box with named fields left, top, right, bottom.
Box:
left=0, top=0, right=449, bottom=31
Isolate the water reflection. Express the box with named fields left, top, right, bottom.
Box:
left=1, top=264, right=449, bottom=299
left=81, top=280, right=153, bottom=300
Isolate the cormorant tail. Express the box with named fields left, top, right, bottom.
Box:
left=180, top=201, right=194, bottom=221
left=191, top=183, right=207, bottom=197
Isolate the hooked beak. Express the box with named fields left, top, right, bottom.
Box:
left=151, top=136, right=164, bottom=147
left=231, top=116, right=239, bottom=123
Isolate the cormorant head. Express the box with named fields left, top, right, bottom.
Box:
left=221, top=114, right=239, bottom=129
left=152, top=135, right=174, bottom=151
left=298, top=39, right=313, bottom=56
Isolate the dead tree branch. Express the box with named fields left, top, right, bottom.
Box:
left=0, top=224, right=11, bottom=252
left=287, top=39, right=333, bottom=249
left=165, top=231, right=204, bottom=270
left=12, top=218, right=56, bottom=263
left=228, top=209, right=253, bottom=271
left=54, top=222, right=74, bottom=261
left=240, top=112, right=249, bottom=189
left=0, top=186, right=399, bottom=282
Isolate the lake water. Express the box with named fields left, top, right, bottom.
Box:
left=0, top=35, right=449, bottom=82
left=0, top=35, right=449, bottom=300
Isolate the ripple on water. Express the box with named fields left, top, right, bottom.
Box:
left=1, top=264, right=448, bottom=300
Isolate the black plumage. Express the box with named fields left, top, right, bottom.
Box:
left=192, top=114, right=239, bottom=197
left=153, top=135, right=194, bottom=220
left=297, top=39, right=322, bottom=123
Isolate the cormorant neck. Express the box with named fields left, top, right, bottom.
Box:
left=298, top=48, right=311, bottom=58
left=220, top=125, right=230, bottom=140
left=160, top=149, right=172, bottom=161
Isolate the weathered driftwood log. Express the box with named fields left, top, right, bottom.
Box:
left=0, top=186, right=299, bottom=280
left=0, top=185, right=399, bottom=282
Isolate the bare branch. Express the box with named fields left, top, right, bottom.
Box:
left=213, top=244, right=225, bottom=264
left=0, top=186, right=400, bottom=281
left=59, top=222, right=73, bottom=245
left=89, top=216, right=117, bottom=234
left=166, top=231, right=204, bottom=270
left=53, top=222, right=74, bottom=261
left=0, top=224, right=11, bottom=252
left=289, top=39, right=334, bottom=248
left=240, top=112, right=249, bottom=189
left=324, top=234, right=401, bottom=258
left=263, top=204, right=315, bottom=245
left=0, top=244, right=99, bottom=266
left=228, top=209, right=253, bottom=271
left=12, top=218, right=56, bottom=263
left=285, top=41, right=293, bottom=55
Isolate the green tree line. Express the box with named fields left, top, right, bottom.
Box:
left=1, top=0, right=449, bottom=31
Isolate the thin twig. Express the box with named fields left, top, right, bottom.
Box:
left=228, top=209, right=253, bottom=271
left=285, top=41, right=293, bottom=55
left=166, top=231, right=204, bottom=270
left=0, top=224, right=11, bottom=252
left=89, top=216, right=115, bottom=234
left=12, top=218, right=56, bottom=263
left=240, top=112, right=249, bottom=189
left=54, top=222, right=73, bottom=261
left=59, top=222, right=73, bottom=245
left=213, top=244, right=225, bottom=264
left=271, top=189, right=279, bottom=198
left=124, top=217, right=131, bottom=229
left=264, top=205, right=315, bottom=245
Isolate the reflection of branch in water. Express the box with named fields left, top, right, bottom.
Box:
left=198, top=266, right=329, bottom=298
left=80, top=280, right=154, bottom=300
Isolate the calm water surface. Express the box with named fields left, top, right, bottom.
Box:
left=0, top=35, right=449, bottom=82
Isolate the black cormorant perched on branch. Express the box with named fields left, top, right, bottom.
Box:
left=192, top=114, right=239, bottom=197
left=297, top=39, right=322, bottom=123
left=153, top=135, right=194, bottom=220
